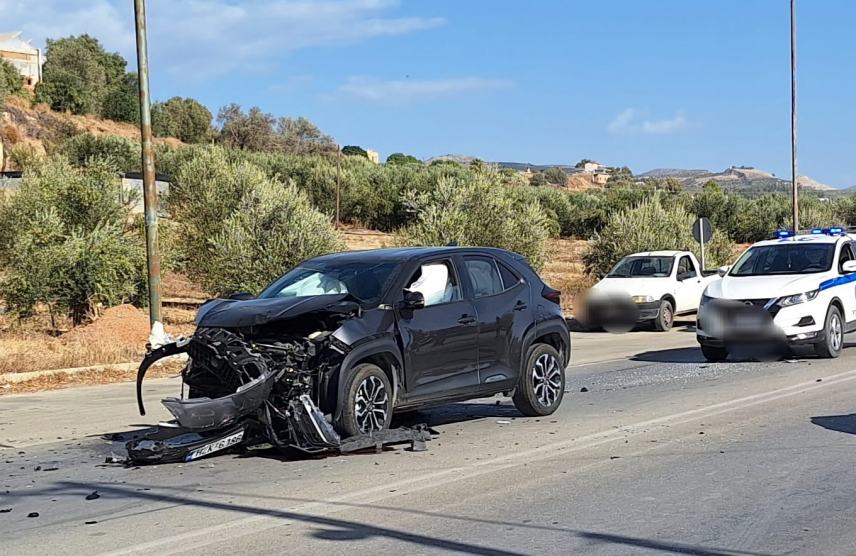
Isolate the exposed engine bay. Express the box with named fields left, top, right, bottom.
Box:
left=126, top=297, right=431, bottom=465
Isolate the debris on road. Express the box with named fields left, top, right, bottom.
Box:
left=0, top=508, right=11, bottom=513
left=27, top=512, right=39, bottom=518
left=85, top=491, right=100, bottom=500
left=580, top=387, right=589, bottom=393
left=496, top=420, right=511, bottom=425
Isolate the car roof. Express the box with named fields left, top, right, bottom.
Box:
left=627, top=250, right=684, bottom=257
left=305, top=246, right=518, bottom=265
left=752, top=234, right=845, bottom=247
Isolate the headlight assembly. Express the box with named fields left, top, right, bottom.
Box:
left=777, top=289, right=819, bottom=307
left=631, top=295, right=655, bottom=304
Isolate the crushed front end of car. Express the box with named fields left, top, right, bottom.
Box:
left=127, top=296, right=430, bottom=465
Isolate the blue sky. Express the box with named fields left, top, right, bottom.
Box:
left=2, top=0, right=854, bottom=186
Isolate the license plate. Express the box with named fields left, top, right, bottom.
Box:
left=186, top=429, right=244, bottom=461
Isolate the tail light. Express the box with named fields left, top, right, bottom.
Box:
left=541, top=285, right=561, bottom=304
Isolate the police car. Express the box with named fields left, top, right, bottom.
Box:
left=697, top=227, right=856, bottom=361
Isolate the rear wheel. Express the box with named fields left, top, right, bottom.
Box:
left=336, top=363, right=393, bottom=437
left=513, top=344, right=565, bottom=417
left=653, top=299, right=674, bottom=331
left=815, top=305, right=844, bottom=359
left=701, top=344, right=728, bottom=362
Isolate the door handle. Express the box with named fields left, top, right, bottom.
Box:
left=513, top=302, right=528, bottom=311
left=458, top=315, right=476, bottom=325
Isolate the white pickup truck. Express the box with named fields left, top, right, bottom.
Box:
left=588, top=250, right=721, bottom=331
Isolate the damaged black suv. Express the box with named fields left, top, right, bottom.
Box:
left=135, top=247, right=569, bottom=462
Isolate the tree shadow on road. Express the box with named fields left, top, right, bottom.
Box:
left=19, top=479, right=773, bottom=556
left=811, top=414, right=856, bottom=435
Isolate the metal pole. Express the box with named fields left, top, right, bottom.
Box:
left=335, top=146, right=341, bottom=229
left=134, top=0, right=161, bottom=326
left=700, top=228, right=706, bottom=272
left=790, top=0, right=799, bottom=231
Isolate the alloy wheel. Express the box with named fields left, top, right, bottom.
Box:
left=354, top=375, right=389, bottom=433
left=532, top=353, right=562, bottom=407
left=830, top=312, right=843, bottom=352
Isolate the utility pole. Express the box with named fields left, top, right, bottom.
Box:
left=790, top=0, right=799, bottom=230
left=335, top=146, right=341, bottom=229
left=134, top=0, right=161, bottom=327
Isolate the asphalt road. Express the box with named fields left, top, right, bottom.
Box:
left=3, top=322, right=856, bottom=555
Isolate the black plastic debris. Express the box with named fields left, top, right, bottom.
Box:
left=85, top=520, right=98, bottom=525
left=0, top=508, right=11, bottom=513
left=27, top=512, right=39, bottom=518
left=580, top=387, right=589, bottom=393
left=85, top=491, right=100, bottom=501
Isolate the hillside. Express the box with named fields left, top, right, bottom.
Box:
left=0, top=96, right=181, bottom=169
left=640, top=166, right=837, bottom=196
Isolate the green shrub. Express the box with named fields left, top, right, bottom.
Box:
left=152, top=97, right=212, bottom=143
left=0, top=58, right=24, bottom=106
left=396, top=167, right=552, bottom=269
left=583, top=193, right=735, bottom=277
left=58, top=133, right=139, bottom=173
left=165, top=147, right=343, bottom=294
left=0, top=157, right=145, bottom=323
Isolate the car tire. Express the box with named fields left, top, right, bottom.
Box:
left=701, top=344, right=728, bottom=362
left=815, top=304, right=844, bottom=359
left=513, top=343, right=565, bottom=417
left=335, top=363, right=393, bottom=437
left=653, top=299, right=674, bottom=331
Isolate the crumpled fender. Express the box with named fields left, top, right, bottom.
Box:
left=136, top=339, right=189, bottom=416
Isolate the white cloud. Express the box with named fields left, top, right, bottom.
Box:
left=338, top=76, right=514, bottom=102
left=608, top=108, right=689, bottom=135
left=0, top=0, right=444, bottom=81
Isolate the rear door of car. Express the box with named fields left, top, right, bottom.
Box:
left=460, top=254, right=531, bottom=386
left=395, top=256, right=480, bottom=401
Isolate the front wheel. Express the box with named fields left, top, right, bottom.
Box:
left=815, top=305, right=844, bottom=359
left=653, top=299, right=674, bottom=331
left=335, top=363, right=393, bottom=437
left=513, top=344, right=565, bottom=417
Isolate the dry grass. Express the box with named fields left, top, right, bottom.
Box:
left=540, top=238, right=592, bottom=313
left=0, top=305, right=196, bottom=376
left=341, top=227, right=394, bottom=251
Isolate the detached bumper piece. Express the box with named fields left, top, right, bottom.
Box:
left=129, top=333, right=433, bottom=466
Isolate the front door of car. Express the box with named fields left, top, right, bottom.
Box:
left=461, top=255, right=530, bottom=387
left=674, top=255, right=703, bottom=312
left=395, top=258, right=479, bottom=401
left=836, top=242, right=856, bottom=322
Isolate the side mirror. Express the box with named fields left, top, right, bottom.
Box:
left=402, top=290, right=425, bottom=310
left=228, top=292, right=255, bottom=301
left=843, top=261, right=856, bottom=273
left=717, top=265, right=730, bottom=277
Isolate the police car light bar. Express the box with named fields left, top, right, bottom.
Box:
left=776, top=229, right=795, bottom=238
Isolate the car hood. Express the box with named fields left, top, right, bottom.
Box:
left=195, top=294, right=353, bottom=328
left=709, top=274, right=822, bottom=300
left=593, top=277, right=670, bottom=298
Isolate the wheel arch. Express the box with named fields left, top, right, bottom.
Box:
left=523, top=318, right=571, bottom=368
left=331, top=338, right=403, bottom=420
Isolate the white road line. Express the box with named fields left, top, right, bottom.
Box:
left=102, top=368, right=856, bottom=556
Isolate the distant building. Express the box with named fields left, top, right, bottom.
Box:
left=365, top=149, right=380, bottom=164
left=0, top=32, right=42, bottom=88
left=581, top=161, right=604, bottom=174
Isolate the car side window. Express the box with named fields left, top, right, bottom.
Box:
left=405, top=260, right=461, bottom=307
left=497, top=260, right=522, bottom=290
left=464, top=257, right=504, bottom=298
left=678, top=256, right=696, bottom=278
left=838, top=243, right=855, bottom=274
